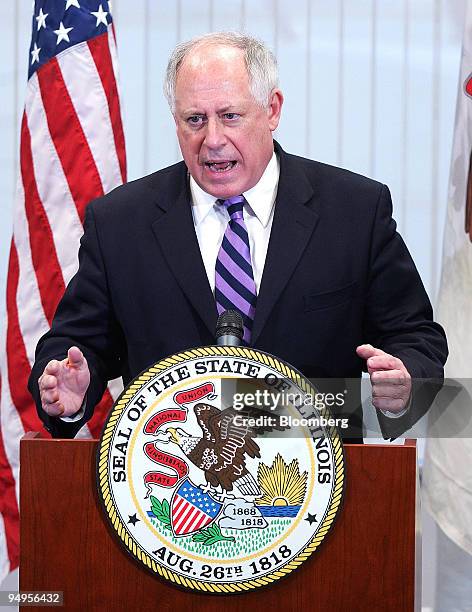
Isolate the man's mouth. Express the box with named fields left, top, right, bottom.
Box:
left=204, top=161, right=237, bottom=172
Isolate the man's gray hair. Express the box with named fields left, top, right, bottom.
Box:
left=164, top=32, right=279, bottom=112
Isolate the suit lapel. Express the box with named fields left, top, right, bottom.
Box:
left=251, top=144, right=320, bottom=344
left=149, top=147, right=320, bottom=346
left=151, top=165, right=217, bottom=337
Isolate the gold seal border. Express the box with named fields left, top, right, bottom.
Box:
left=97, top=346, right=345, bottom=593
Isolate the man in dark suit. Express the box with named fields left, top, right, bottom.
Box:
left=29, top=32, right=447, bottom=439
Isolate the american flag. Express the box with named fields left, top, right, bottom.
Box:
left=0, top=0, right=126, bottom=581
left=171, top=479, right=223, bottom=537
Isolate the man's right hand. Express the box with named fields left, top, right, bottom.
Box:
left=38, top=346, right=90, bottom=417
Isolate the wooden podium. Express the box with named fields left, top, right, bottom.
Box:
left=20, top=434, right=419, bottom=611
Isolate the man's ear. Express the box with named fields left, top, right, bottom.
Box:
left=267, top=89, right=284, bottom=131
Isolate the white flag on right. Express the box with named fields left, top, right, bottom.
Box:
left=422, top=4, right=472, bottom=556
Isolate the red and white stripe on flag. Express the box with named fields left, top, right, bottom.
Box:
left=0, top=1, right=126, bottom=581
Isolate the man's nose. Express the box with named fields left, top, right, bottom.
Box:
left=203, top=118, right=227, bottom=149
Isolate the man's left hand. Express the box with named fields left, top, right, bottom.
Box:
left=356, top=344, right=412, bottom=414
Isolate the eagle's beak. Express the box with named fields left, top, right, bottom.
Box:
left=166, top=427, right=180, bottom=444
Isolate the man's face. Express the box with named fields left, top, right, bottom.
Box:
left=173, top=44, right=283, bottom=199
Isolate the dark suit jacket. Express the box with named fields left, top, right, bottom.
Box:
left=28, top=142, right=448, bottom=439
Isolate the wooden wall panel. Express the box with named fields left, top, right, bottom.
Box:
left=147, top=0, right=181, bottom=171
left=372, top=2, right=407, bottom=212
left=403, top=0, right=436, bottom=290
left=308, top=1, right=344, bottom=166
left=272, top=0, right=310, bottom=156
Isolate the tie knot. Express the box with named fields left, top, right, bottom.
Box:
left=217, top=195, right=245, bottom=220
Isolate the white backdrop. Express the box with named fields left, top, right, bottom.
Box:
left=0, top=0, right=466, bottom=321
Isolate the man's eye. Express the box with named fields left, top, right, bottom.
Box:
left=187, top=115, right=204, bottom=125
left=224, top=113, right=239, bottom=120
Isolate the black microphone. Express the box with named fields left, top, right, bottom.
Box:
left=215, top=310, right=244, bottom=346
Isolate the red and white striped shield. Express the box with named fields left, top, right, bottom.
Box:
left=170, top=478, right=223, bottom=537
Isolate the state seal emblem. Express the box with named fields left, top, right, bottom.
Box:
left=97, top=346, right=345, bottom=593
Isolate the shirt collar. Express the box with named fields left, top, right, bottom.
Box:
left=190, top=151, right=279, bottom=227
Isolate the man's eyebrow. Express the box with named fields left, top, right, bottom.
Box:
left=179, top=105, right=242, bottom=116
left=180, top=109, right=206, bottom=115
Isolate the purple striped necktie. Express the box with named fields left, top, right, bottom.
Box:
left=215, top=195, right=257, bottom=344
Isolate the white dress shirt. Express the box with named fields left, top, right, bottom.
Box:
left=190, top=151, right=280, bottom=293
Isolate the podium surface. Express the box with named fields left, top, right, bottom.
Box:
left=20, top=435, right=418, bottom=611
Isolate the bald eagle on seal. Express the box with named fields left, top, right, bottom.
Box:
left=165, top=402, right=283, bottom=497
